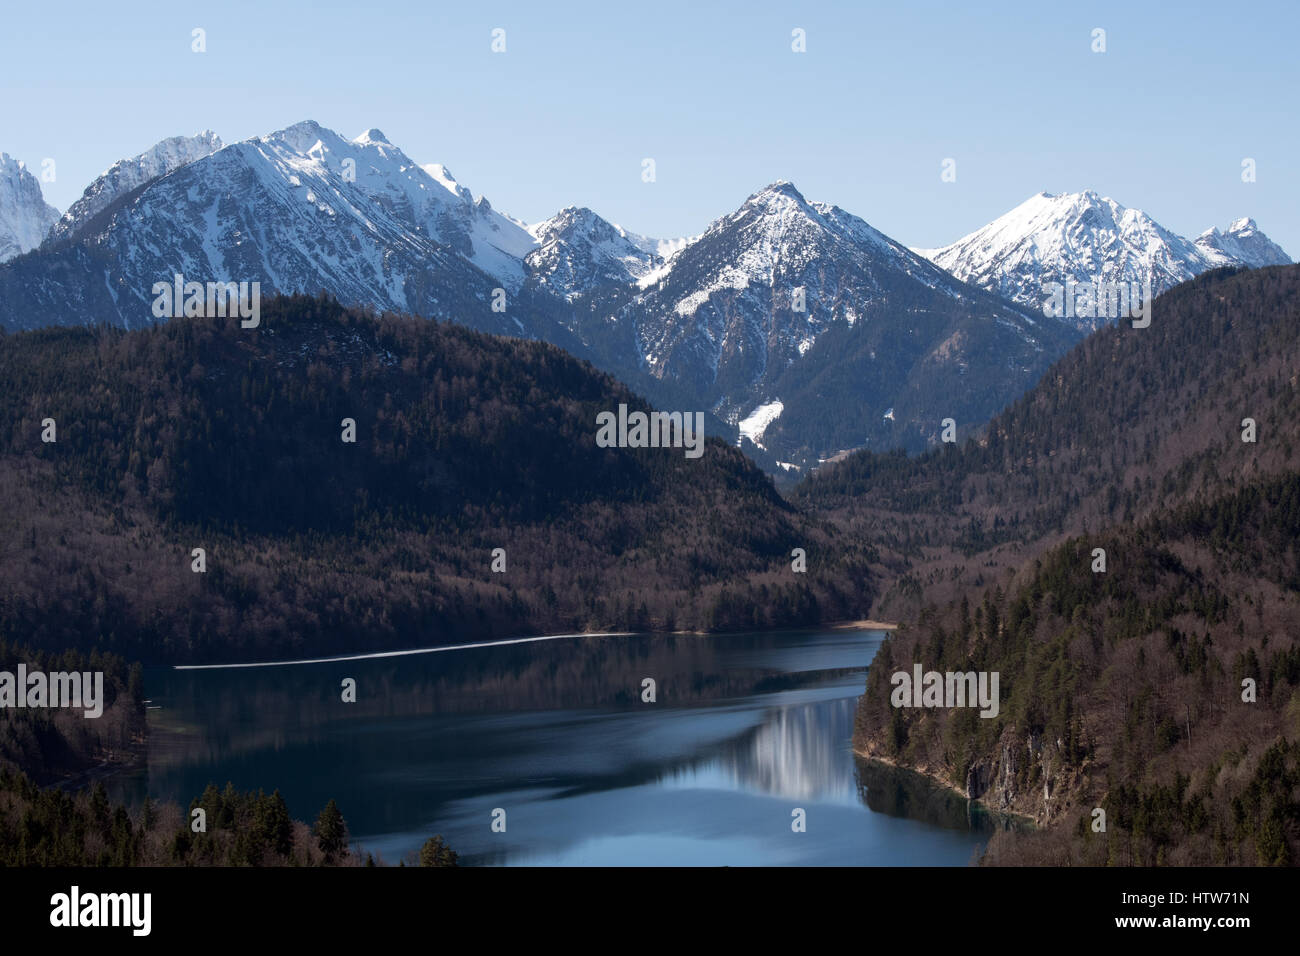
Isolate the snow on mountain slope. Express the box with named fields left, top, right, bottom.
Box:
left=738, top=399, right=784, bottom=447
left=633, top=233, right=697, bottom=290
left=916, top=191, right=1291, bottom=331
left=0, top=121, right=548, bottom=333
left=0, top=154, right=60, bottom=262
left=255, top=124, right=540, bottom=289
left=627, top=231, right=694, bottom=262
left=585, top=180, right=1076, bottom=463
left=415, top=164, right=689, bottom=301
left=46, top=131, right=224, bottom=245
left=627, top=180, right=1041, bottom=402
left=1195, top=217, right=1292, bottom=268
left=0, top=132, right=1118, bottom=465
left=0, top=118, right=689, bottom=356
left=524, top=206, right=669, bottom=299
left=400, top=157, right=536, bottom=286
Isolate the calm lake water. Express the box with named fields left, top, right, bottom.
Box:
left=114, top=627, right=1004, bottom=865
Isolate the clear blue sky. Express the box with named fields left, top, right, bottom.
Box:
left=2, top=0, right=1297, bottom=254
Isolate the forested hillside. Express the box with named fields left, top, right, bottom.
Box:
left=0, top=294, right=876, bottom=664
left=845, top=265, right=1300, bottom=864
left=0, top=769, right=451, bottom=866
left=0, top=640, right=142, bottom=785
left=798, top=264, right=1300, bottom=619
left=857, top=472, right=1300, bottom=864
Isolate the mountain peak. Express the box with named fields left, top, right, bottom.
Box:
left=274, top=119, right=325, bottom=135
left=920, top=189, right=1295, bottom=330
left=0, top=152, right=61, bottom=262
left=43, top=130, right=223, bottom=247
left=918, top=189, right=1207, bottom=330
left=1196, top=216, right=1291, bottom=268
left=265, top=120, right=330, bottom=152
left=753, top=180, right=806, bottom=202
left=535, top=205, right=602, bottom=230
left=0, top=153, right=31, bottom=179
left=1034, top=189, right=1117, bottom=211
left=354, top=128, right=391, bottom=146
left=524, top=204, right=666, bottom=299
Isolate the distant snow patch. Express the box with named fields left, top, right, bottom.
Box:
left=738, top=400, right=784, bottom=446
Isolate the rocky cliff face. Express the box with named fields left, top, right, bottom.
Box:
left=962, top=731, right=1088, bottom=825
left=0, top=153, right=60, bottom=262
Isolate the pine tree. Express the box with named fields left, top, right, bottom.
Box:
left=418, top=835, right=458, bottom=867
left=256, top=790, right=293, bottom=858
left=313, top=798, right=348, bottom=860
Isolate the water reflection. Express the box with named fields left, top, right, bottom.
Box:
left=660, top=698, right=861, bottom=803
left=118, top=628, right=1003, bottom=865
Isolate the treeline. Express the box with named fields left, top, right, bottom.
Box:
left=0, top=293, right=877, bottom=664
left=855, top=469, right=1300, bottom=865
left=0, top=769, right=457, bottom=867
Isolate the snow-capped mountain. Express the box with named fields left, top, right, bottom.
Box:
left=0, top=121, right=567, bottom=337
left=590, top=181, right=1078, bottom=461
left=0, top=123, right=1108, bottom=465
left=916, top=191, right=1291, bottom=331
left=1195, top=217, right=1292, bottom=269
left=524, top=206, right=669, bottom=300
left=0, top=133, right=1083, bottom=464
left=0, top=154, right=60, bottom=263
left=631, top=181, right=983, bottom=393
left=45, top=131, right=224, bottom=245
left=403, top=157, right=538, bottom=288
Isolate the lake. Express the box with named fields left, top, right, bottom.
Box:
left=114, top=627, right=1005, bottom=865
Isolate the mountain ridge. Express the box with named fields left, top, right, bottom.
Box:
left=0, top=122, right=1289, bottom=472
left=915, top=190, right=1291, bottom=330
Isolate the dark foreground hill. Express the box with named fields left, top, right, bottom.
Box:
left=0, top=768, right=456, bottom=866
left=0, top=294, right=875, bottom=664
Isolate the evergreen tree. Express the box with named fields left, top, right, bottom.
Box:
left=418, top=835, right=458, bottom=867
left=313, top=798, right=348, bottom=860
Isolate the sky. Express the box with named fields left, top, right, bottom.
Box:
left=2, top=0, right=1297, bottom=255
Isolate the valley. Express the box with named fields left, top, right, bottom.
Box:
left=1, top=117, right=1298, bottom=871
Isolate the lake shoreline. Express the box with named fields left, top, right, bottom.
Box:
left=172, top=619, right=899, bottom=670
left=129, top=623, right=993, bottom=866
left=828, top=619, right=899, bottom=631
left=853, top=748, right=1038, bottom=830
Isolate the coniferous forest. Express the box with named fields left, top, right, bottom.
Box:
left=839, top=265, right=1300, bottom=865
left=0, top=293, right=876, bottom=665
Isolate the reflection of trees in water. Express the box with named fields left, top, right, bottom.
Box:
left=853, top=757, right=1025, bottom=834
left=146, top=631, right=859, bottom=770
left=660, top=698, right=860, bottom=802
